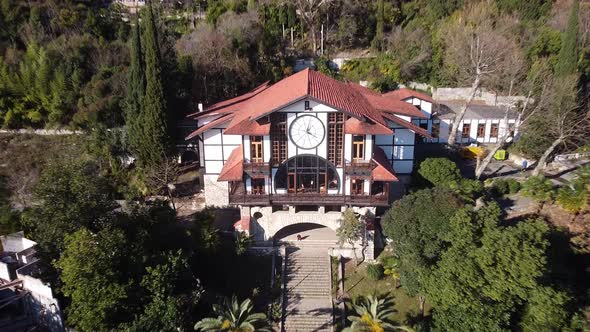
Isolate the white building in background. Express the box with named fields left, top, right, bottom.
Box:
left=388, top=87, right=525, bottom=145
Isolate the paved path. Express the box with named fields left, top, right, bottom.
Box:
left=283, top=244, right=334, bottom=332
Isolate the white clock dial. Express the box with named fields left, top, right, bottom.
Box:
left=289, top=115, right=325, bottom=149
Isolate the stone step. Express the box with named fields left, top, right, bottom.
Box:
left=287, top=277, right=330, bottom=282
left=286, top=291, right=331, bottom=297
left=287, top=282, right=331, bottom=288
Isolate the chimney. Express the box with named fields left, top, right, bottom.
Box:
left=198, top=103, right=203, bottom=112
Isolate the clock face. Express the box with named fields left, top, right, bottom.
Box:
left=289, top=115, right=325, bottom=149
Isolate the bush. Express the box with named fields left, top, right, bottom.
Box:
left=556, top=182, right=588, bottom=213
left=418, top=158, right=462, bottom=188
left=491, top=179, right=510, bottom=196
left=367, top=263, right=384, bottom=281
left=490, top=178, right=520, bottom=196
left=507, top=178, right=521, bottom=194
left=521, top=176, right=554, bottom=202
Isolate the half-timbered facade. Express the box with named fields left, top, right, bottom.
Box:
left=186, top=69, right=431, bottom=248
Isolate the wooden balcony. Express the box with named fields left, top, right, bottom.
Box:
left=228, top=192, right=389, bottom=207
left=243, top=161, right=270, bottom=177
left=345, top=160, right=375, bottom=177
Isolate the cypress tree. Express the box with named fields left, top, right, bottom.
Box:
left=555, top=0, right=579, bottom=77
left=125, top=14, right=145, bottom=155
left=139, top=1, right=170, bottom=166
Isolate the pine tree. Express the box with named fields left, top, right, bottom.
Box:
left=139, top=1, right=170, bottom=166
left=125, top=14, right=145, bottom=155
left=555, top=0, right=579, bottom=77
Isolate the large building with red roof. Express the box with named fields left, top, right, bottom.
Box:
left=186, top=69, right=433, bottom=250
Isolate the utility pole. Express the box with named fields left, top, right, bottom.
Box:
left=291, top=27, right=294, bottom=48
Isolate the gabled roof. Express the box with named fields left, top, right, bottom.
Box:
left=185, top=114, right=232, bottom=140
left=372, top=147, right=398, bottom=182
left=384, top=88, right=434, bottom=103
left=382, top=113, right=432, bottom=139
left=217, top=145, right=243, bottom=182
left=187, top=69, right=434, bottom=137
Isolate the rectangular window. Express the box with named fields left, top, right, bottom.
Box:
left=270, top=113, right=287, bottom=165
left=431, top=122, right=440, bottom=138
left=251, top=178, right=265, bottom=194
left=461, top=123, right=471, bottom=138
left=477, top=123, right=485, bottom=138
left=250, top=136, right=263, bottom=163
left=351, top=179, right=364, bottom=195
left=352, top=135, right=365, bottom=161
left=490, top=123, right=499, bottom=138
left=328, top=113, right=344, bottom=166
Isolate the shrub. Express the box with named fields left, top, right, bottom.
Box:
left=491, top=179, right=510, bottom=196
left=556, top=182, right=588, bottom=213
left=521, top=176, right=554, bottom=202
left=507, top=178, right=521, bottom=194
left=418, top=158, right=462, bottom=188
left=490, top=178, right=519, bottom=196
left=367, top=263, right=384, bottom=281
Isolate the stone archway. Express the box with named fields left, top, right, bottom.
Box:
left=273, top=223, right=338, bottom=244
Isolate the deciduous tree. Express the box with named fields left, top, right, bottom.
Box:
left=424, top=203, right=570, bottom=331
left=57, top=227, right=130, bottom=332
left=441, top=3, right=522, bottom=146
left=381, top=188, right=463, bottom=314
left=337, top=208, right=365, bottom=264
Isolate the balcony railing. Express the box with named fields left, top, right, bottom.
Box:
left=243, top=161, right=271, bottom=177
left=228, top=192, right=389, bottom=206
left=345, top=160, right=375, bottom=177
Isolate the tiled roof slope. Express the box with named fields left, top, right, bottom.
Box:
left=372, top=147, right=398, bottom=182
left=217, top=145, right=243, bottom=181
left=384, top=88, right=434, bottom=103
left=187, top=69, right=432, bottom=137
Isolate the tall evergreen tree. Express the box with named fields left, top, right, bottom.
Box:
left=555, top=0, right=579, bottom=77
left=139, top=1, right=170, bottom=166
left=125, top=15, right=145, bottom=154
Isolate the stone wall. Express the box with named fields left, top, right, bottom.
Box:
left=433, top=87, right=531, bottom=107
left=203, top=175, right=229, bottom=206
left=245, top=206, right=377, bottom=260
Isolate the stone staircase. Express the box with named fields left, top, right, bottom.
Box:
left=283, top=246, right=333, bottom=332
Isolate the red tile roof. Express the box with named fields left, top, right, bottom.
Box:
left=217, top=145, right=243, bottom=182
left=345, top=117, right=392, bottom=135
left=185, top=114, right=232, bottom=140
left=372, top=147, right=398, bottom=182
left=187, top=69, right=432, bottom=137
left=382, top=113, right=432, bottom=139
left=348, top=84, right=426, bottom=119
left=384, top=88, right=434, bottom=103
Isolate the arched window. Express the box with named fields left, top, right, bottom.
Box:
left=274, top=155, right=340, bottom=194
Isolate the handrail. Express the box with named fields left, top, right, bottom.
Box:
left=228, top=192, right=389, bottom=206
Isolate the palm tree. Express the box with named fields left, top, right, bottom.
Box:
left=343, top=294, right=413, bottom=332
left=194, top=296, right=272, bottom=332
